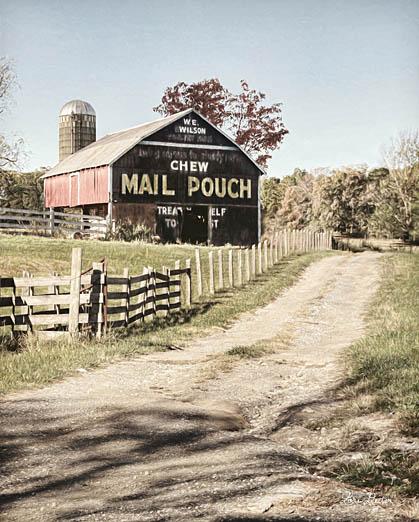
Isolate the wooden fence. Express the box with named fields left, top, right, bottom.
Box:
left=193, top=229, right=332, bottom=299
left=0, top=248, right=191, bottom=339
left=0, top=207, right=107, bottom=238
left=0, top=228, right=330, bottom=339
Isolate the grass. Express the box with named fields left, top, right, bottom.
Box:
left=0, top=233, right=333, bottom=394
left=196, top=338, right=283, bottom=382
left=327, top=252, right=419, bottom=497
left=346, top=253, right=419, bottom=436
left=330, top=450, right=419, bottom=497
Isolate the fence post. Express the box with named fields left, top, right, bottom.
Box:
left=257, top=243, right=262, bottom=274
left=69, top=247, right=82, bottom=336
left=121, top=267, right=130, bottom=325
left=160, top=266, right=168, bottom=317
left=208, top=251, right=215, bottom=295
left=218, top=249, right=223, bottom=291
left=251, top=244, right=256, bottom=278
left=237, top=249, right=243, bottom=287
left=269, top=238, right=274, bottom=267
left=173, top=260, right=181, bottom=311
left=185, top=258, right=192, bottom=307
left=274, top=232, right=279, bottom=264
left=91, top=261, right=104, bottom=338
left=228, top=249, right=234, bottom=287
left=49, top=208, right=55, bottom=236
left=20, top=270, right=31, bottom=333
left=245, top=248, right=250, bottom=283
left=195, top=248, right=203, bottom=298
left=263, top=240, right=268, bottom=271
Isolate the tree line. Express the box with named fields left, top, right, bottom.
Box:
left=261, top=131, right=419, bottom=241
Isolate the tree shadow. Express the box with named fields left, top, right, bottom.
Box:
left=0, top=398, right=319, bottom=520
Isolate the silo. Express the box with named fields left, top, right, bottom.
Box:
left=59, top=99, right=96, bottom=161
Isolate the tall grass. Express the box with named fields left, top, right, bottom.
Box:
left=347, top=253, right=419, bottom=435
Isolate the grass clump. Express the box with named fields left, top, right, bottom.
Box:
left=346, top=253, right=419, bottom=436
left=225, top=344, right=272, bottom=359
left=331, top=450, right=418, bottom=497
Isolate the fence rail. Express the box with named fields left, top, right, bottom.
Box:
left=0, top=207, right=107, bottom=238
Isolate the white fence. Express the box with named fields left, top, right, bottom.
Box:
left=0, top=207, right=107, bottom=238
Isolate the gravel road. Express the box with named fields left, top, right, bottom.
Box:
left=2, top=251, right=411, bottom=521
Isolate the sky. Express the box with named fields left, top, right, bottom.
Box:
left=1, top=0, right=418, bottom=177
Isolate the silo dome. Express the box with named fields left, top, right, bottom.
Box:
left=60, top=99, right=96, bottom=117
left=59, top=99, right=96, bottom=161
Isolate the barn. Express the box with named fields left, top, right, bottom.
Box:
left=43, top=105, right=264, bottom=245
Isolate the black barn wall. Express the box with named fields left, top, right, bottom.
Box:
left=111, top=111, right=261, bottom=245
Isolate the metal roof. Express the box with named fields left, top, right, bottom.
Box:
left=60, top=99, right=96, bottom=117
left=43, top=108, right=265, bottom=178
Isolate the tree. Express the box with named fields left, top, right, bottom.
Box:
left=0, top=169, right=45, bottom=210
left=0, top=57, right=22, bottom=170
left=312, top=166, right=371, bottom=235
left=277, top=169, right=314, bottom=229
left=378, top=130, right=419, bottom=239
left=154, top=79, right=288, bottom=169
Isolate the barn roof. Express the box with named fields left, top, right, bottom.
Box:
left=43, top=108, right=265, bottom=178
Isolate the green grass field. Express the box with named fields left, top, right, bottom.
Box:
left=347, top=253, right=419, bottom=436
left=0, top=234, right=332, bottom=394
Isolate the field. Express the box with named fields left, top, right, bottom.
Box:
left=0, top=234, right=331, bottom=394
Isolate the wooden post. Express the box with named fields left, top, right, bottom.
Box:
left=185, top=258, right=192, bottom=307
left=208, top=251, right=215, bottom=295
left=251, top=244, right=256, bottom=278
left=121, top=267, right=130, bottom=325
left=151, top=268, right=157, bottom=318
left=138, top=266, right=148, bottom=322
left=160, top=266, right=168, bottom=317
left=91, top=262, right=104, bottom=338
left=19, top=270, right=31, bottom=333
left=195, top=248, right=203, bottom=298
left=173, top=260, right=181, bottom=310
left=49, top=208, right=55, bottom=236
left=269, top=238, right=274, bottom=267
left=228, top=249, right=234, bottom=287
left=218, top=249, right=223, bottom=291
left=257, top=243, right=262, bottom=274
left=274, top=232, right=279, bottom=263
left=237, top=249, right=243, bottom=287
left=263, top=240, right=268, bottom=271
left=245, top=248, right=250, bottom=283
left=69, top=247, right=82, bottom=336
left=278, top=231, right=282, bottom=259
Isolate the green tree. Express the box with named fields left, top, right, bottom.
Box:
left=0, top=169, right=45, bottom=210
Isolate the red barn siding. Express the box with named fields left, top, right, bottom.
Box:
left=44, top=174, right=70, bottom=207
left=44, top=166, right=109, bottom=208
left=78, top=166, right=109, bottom=205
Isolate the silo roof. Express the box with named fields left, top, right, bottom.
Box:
left=43, top=108, right=265, bottom=178
left=60, top=99, right=96, bottom=117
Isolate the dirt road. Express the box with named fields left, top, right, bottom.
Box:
left=1, top=252, right=412, bottom=521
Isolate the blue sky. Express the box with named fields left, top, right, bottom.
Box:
left=1, top=0, right=418, bottom=176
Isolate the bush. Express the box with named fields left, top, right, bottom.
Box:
left=106, top=219, right=153, bottom=242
